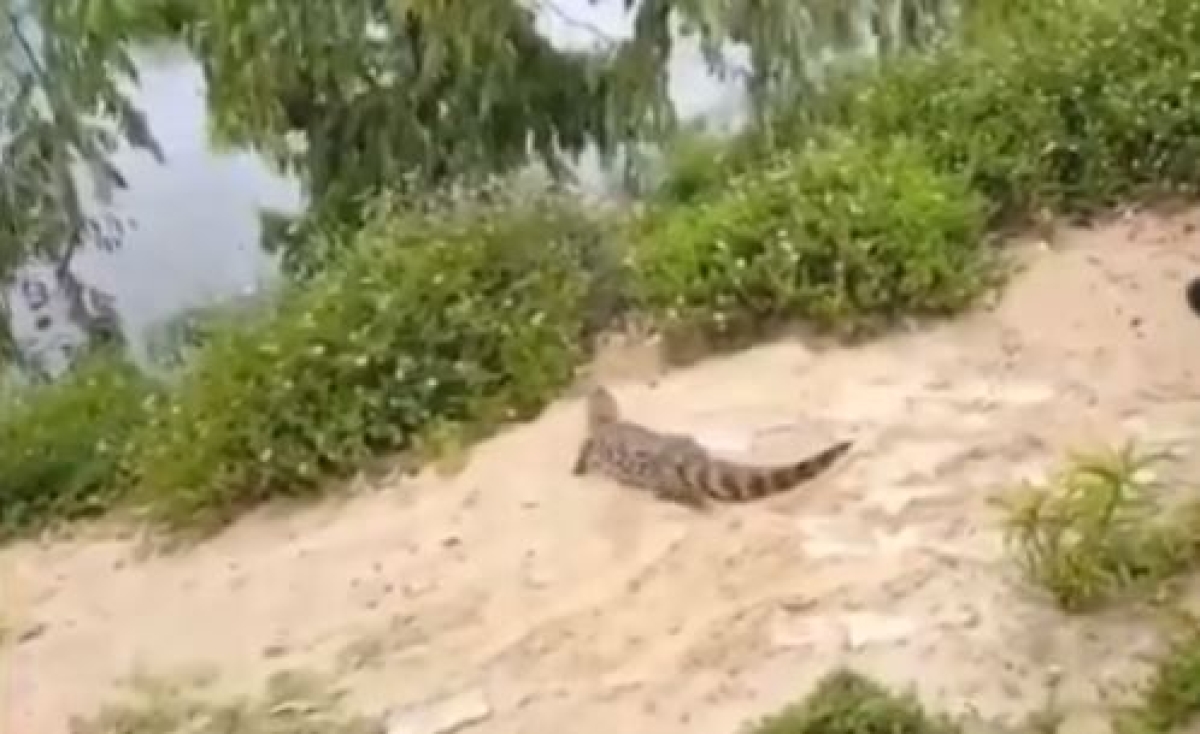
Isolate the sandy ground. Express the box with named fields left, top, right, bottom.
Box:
left=9, top=207, right=1200, bottom=734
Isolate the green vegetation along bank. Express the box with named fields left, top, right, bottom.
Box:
left=4, top=0, right=1200, bottom=537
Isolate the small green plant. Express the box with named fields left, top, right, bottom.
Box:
left=0, top=352, right=158, bottom=538
left=745, top=669, right=961, bottom=734
left=996, top=442, right=1192, bottom=612
left=629, top=130, right=994, bottom=354
left=70, top=668, right=383, bottom=734
left=1115, top=623, right=1200, bottom=734
left=126, top=189, right=604, bottom=532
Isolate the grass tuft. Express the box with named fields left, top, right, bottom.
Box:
left=995, top=442, right=1196, bottom=612
left=1116, top=623, right=1200, bottom=734
left=69, top=668, right=383, bottom=734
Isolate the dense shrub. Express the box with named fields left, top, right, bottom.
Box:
left=126, top=192, right=603, bottom=530
left=144, top=290, right=276, bottom=372
left=628, top=130, right=992, bottom=349
left=747, top=669, right=960, bottom=734
left=0, top=354, right=157, bottom=537
left=632, top=0, right=1200, bottom=352
left=646, top=128, right=740, bottom=207
left=664, top=0, right=1200, bottom=227
left=816, top=0, right=1200, bottom=223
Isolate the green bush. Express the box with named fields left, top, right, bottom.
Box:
left=730, top=0, right=1200, bottom=227
left=633, top=0, right=1200, bottom=354
left=746, top=669, right=960, bottom=734
left=126, top=191, right=602, bottom=531
left=628, top=130, right=992, bottom=350
left=855, top=2, right=1198, bottom=216
left=0, top=354, right=157, bottom=537
left=648, top=128, right=740, bottom=207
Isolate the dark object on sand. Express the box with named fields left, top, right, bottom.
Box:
left=1187, top=277, right=1200, bottom=317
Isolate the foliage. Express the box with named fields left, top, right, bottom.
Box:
left=0, top=352, right=157, bottom=537
left=118, top=0, right=650, bottom=278
left=1116, top=624, right=1200, bottom=734
left=143, top=289, right=278, bottom=372
left=70, top=668, right=383, bottom=734
left=995, top=443, right=1196, bottom=613
left=125, top=189, right=604, bottom=532
left=110, top=0, right=199, bottom=38
left=701, top=0, right=1200, bottom=230
left=745, top=669, right=961, bottom=734
left=628, top=130, right=992, bottom=354
left=108, top=0, right=959, bottom=277
left=0, top=0, right=164, bottom=368
left=645, top=127, right=740, bottom=207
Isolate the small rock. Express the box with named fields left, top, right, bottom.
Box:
left=386, top=687, right=492, bottom=734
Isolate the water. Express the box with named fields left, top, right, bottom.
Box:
left=10, top=1, right=751, bottom=374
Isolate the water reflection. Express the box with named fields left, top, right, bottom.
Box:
left=11, top=1, right=749, bottom=375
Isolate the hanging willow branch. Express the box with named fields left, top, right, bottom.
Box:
left=106, top=0, right=960, bottom=278
left=0, top=0, right=166, bottom=373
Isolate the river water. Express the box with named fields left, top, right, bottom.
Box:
left=10, top=1, right=750, bottom=374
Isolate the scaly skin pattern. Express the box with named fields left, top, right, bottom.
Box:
left=572, top=386, right=852, bottom=508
